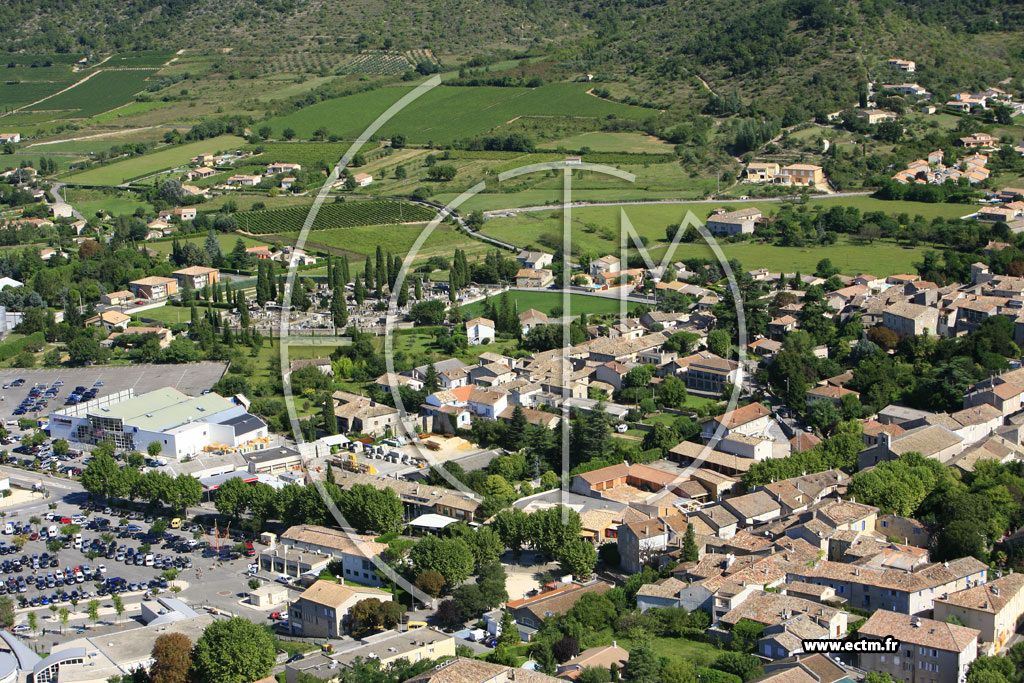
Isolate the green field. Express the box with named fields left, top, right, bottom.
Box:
left=283, top=223, right=486, bottom=261
left=461, top=291, right=638, bottom=318
left=145, top=232, right=273, bottom=257
left=478, top=201, right=935, bottom=276
left=537, top=131, right=675, bottom=154
left=64, top=135, right=247, bottom=185
left=0, top=153, right=84, bottom=172
left=236, top=200, right=436, bottom=234
left=97, top=51, right=175, bottom=68
left=262, top=83, right=654, bottom=144
left=248, top=141, right=359, bottom=169
left=66, top=188, right=153, bottom=217
left=25, top=69, right=156, bottom=118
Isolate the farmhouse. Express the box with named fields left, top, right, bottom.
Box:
left=779, top=164, right=824, bottom=186
left=267, top=162, right=301, bottom=174
left=0, top=133, right=21, bottom=144
left=515, top=267, right=554, bottom=288
left=352, top=173, right=373, bottom=187
left=706, top=208, right=761, bottom=235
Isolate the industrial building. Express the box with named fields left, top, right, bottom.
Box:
left=48, top=387, right=268, bottom=460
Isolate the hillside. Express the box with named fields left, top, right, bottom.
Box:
left=2, top=0, right=1023, bottom=119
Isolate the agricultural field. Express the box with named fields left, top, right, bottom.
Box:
left=246, top=141, right=367, bottom=169
left=262, top=83, right=654, bottom=145
left=94, top=51, right=176, bottom=68
left=478, top=200, right=937, bottom=275
left=25, top=69, right=157, bottom=118
left=26, top=127, right=178, bottom=154
left=338, top=53, right=411, bottom=75
left=235, top=200, right=436, bottom=234
left=65, top=188, right=153, bottom=217
left=0, top=153, right=85, bottom=173
left=144, top=232, right=274, bottom=258
left=88, top=101, right=174, bottom=123
left=282, top=223, right=486, bottom=262
left=461, top=291, right=638, bottom=318
left=63, top=134, right=246, bottom=185
left=537, top=131, right=676, bottom=154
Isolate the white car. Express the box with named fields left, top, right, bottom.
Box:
left=615, top=424, right=628, bottom=433
left=97, top=565, right=107, bottom=574
left=247, top=563, right=259, bottom=574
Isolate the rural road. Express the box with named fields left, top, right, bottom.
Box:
left=49, top=183, right=85, bottom=221
left=481, top=191, right=873, bottom=217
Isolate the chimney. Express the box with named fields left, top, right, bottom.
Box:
left=993, top=585, right=1000, bottom=597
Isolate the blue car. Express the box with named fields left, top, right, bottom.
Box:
left=93, top=381, right=104, bottom=387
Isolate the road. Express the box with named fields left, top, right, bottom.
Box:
left=49, top=183, right=85, bottom=221
left=481, top=191, right=873, bottom=218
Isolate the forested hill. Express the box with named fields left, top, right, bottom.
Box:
left=2, top=0, right=1023, bottom=116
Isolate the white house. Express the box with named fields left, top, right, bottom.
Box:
left=465, top=317, right=495, bottom=345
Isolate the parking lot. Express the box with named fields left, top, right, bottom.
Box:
left=0, top=363, right=228, bottom=423
left=2, top=488, right=258, bottom=648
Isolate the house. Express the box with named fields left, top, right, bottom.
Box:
left=721, top=590, right=848, bottom=638
left=785, top=556, right=987, bottom=615
left=882, top=301, right=939, bottom=336
left=721, top=491, right=782, bottom=527
left=247, top=245, right=272, bottom=259
left=590, top=255, right=621, bottom=277
left=261, top=525, right=388, bottom=586
left=287, top=629, right=457, bottom=681
left=933, top=573, right=1024, bottom=655
left=675, top=351, right=741, bottom=395
left=191, top=153, right=214, bottom=166
left=882, top=83, right=930, bottom=98
left=101, top=290, right=133, bottom=306
left=959, top=132, right=998, bottom=149
left=702, top=403, right=773, bottom=441
left=746, top=162, right=781, bottom=182
left=805, top=385, right=859, bottom=407
left=779, top=164, right=824, bottom=186
left=172, top=265, right=220, bottom=290
left=557, top=644, right=629, bottom=681
left=515, top=268, right=554, bottom=288
left=267, top=162, right=301, bottom=174
left=768, top=315, right=798, bottom=338
left=333, top=470, right=479, bottom=522
left=227, top=174, right=261, bottom=186
left=517, top=250, right=553, bottom=270
left=507, top=581, right=612, bottom=629
left=332, top=391, right=402, bottom=437
left=856, top=109, right=897, bottom=124
left=519, top=308, right=549, bottom=334
left=351, top=173, right=373, bottom=187
left=184, top=166, right=217, bottom=182
left=128, top=276, right=178, bottom=300
left=85, top=310, right=130, bottom=332
left=465, top=317, right=495, bottom=346
left=0, top=133, right=21, bottom=144
left=857, top=610, right=979, bottom=683
left=616, top=515, right=687, bottom=573
left=877, top=514, right=931, bottom=547
left=706, top=208, right=762, bottom=235
left=403, top=658, right=560, bottom=683
left=888, top=58, right=916, bottom=72
left=287, top=580, right=392, bottom=638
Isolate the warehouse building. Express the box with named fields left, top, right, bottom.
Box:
left=48, top=387, right=268, bottom=460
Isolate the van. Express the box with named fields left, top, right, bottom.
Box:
left=170, top=518, right=181, bottom=529
left=144, top=554, right=154, bottom=567
left=47, top=525, right=57, bottom=538
left=2, top=523, right=11, bottom=535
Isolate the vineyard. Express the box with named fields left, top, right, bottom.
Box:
left=235, top=200, right=436, bottom=234
left=338, top=53, right=411, bottom=75
left=98, top=51, right=176, bottom=68
left=249, top=141, right=384, bottom=169
left=26, top=69, right=156, bottom=118
left=404, top=49, right=437, bottom=66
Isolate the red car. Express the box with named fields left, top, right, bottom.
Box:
left=245, top=542, right=255, bottom=557
left=60, top=517, right=72, bottom=524
left=269, top=612, right=282, bottom=620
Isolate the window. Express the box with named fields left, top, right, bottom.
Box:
left=882, top=520, right=889, bottom=528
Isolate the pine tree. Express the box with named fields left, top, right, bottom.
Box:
left=424, top=363, right=439, bottom=392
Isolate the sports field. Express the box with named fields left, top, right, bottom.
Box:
left=64, top=135, right=246, bottom=185
left=262, top=83, right=653, bottom=144
left=461, top=291, right=638, bottom=317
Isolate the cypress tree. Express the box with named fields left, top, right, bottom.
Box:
left=414, top=277, right=422, bottom=300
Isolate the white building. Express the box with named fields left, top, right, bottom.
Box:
left=465, top=317, right=495, bottom=345
left=48, top=387, right=267, bottom=460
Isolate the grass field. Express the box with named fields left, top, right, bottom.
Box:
left=0, top=153, right=85, bottom=172
left=64, top=135, right=246, bottom=185
left=461, top=291, right=638, bottom=318
left=28, top=127, right=177, bottom=154
left=383, top=328, right=521, bottom=366
left=25, top=69, right=156, bottom=118
left=478, top=202, right=934, bottom=276
left=262, top=83, right=653, bottom=145
left=145, top=232, right=273, bottom=257
left=537, top=131, right=675, bottom=153
left=65, top=188, right=153, bottom=217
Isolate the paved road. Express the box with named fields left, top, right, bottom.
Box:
left=49, top=183, right=85, bottom=222
left=481, top=191, right=874, bottom=217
